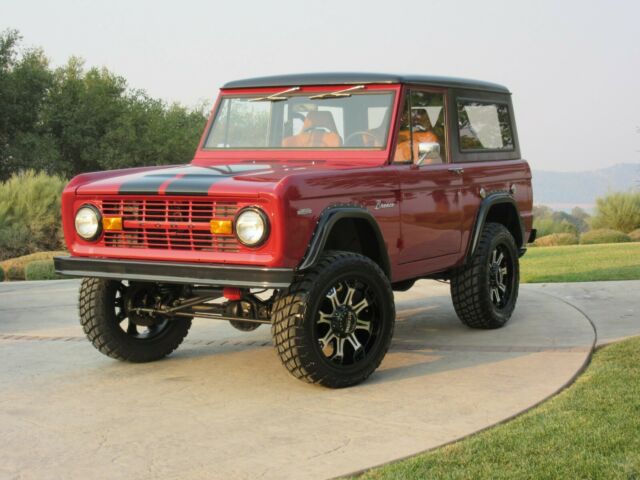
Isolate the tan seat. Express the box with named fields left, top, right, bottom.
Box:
left=394, top=106, right=443, bottom=163
left=394, top=130, right=440, bottom=163
left=283, top=111, right=343, bottom=148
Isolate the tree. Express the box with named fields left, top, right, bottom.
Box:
left=96, top=91, right=206, bottom=171
left=533, top=205, right=587, bottom=236
left=0, top=29, right=55, bottom=179
left=40, top=57, right=129, bottom=176
left=533, top=205, right=553, bottom=219
left=571, top=206, right=590, bottom=222
left=0, top=29, right=207, bottom=181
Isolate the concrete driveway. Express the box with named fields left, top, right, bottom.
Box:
left=0, top=279, right=638, bottom=479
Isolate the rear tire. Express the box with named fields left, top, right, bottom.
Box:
left=79, top=278, right=192, bottom=362
left=451, top=223, right=519, bottom=329
left=271, top=251, right=395, bottom=388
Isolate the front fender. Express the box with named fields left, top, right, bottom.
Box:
left=297, top=206, right=391, bottom=277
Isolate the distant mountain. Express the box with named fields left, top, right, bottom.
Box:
left=532, top=163, right=639, bottom=211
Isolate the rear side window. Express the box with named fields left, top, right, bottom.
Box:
left=457, top=100, right=514, bottom=151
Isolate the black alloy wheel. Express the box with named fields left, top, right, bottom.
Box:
left=272, top=251, right=395, bottom=388
left=487, top=244, right=514, bottom=309
left=314, top=278, right=381, bottom=367
left=79, top=278, right=192, bottom=362
left=451, top=222, right=520, bottom=329
left=117, top=283, right=171, bottom=340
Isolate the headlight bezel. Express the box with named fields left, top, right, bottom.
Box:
left=74, top=204, right=102, bottom=241
left=234, top=207, right=270, bottom=247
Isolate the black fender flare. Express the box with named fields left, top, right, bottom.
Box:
left=297, top=206, right=391, bottom=277
left=465, top=192, right=525, bottom=263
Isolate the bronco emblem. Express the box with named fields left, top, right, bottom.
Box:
left=374, top=200, right=395, bottom=210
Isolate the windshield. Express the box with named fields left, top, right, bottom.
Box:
left=203, top=90, right=395, bottom=150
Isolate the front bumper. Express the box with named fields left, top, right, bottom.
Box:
left=54, top=256, right=294, bottom=288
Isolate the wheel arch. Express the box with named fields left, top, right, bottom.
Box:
left=297, top=206, right=391, bottom=278
left=466, top=193, right=525, bottom=264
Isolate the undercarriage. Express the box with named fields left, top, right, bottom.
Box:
left=124, top=283, right=277, bottom=330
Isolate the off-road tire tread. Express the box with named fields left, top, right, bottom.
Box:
left=79, top=277, right=191, bottom=362
left=271, top=251, right=394, bottom=388
left=450, top=222, right=519, bottom=329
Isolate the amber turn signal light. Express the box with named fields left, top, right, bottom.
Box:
left=210, top=219, right=233, bottom=235
left=102, top=217, right=123, bottom=231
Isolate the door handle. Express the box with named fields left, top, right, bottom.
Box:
left=448, top=167, right=464, bottom=175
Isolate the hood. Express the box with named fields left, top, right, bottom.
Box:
left=74, top=162, right=352, bottom=197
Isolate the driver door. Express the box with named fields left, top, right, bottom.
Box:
left=396, top=88, right=463, bottom=264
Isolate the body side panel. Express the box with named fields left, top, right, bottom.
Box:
left=456, top=160, right=533, bottom=264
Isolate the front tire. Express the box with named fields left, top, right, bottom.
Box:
left=451, top=222, right=520, bottom=329
left=271, top=251, right=395, bottom=388
left=79, top=278, right=192, bottom=362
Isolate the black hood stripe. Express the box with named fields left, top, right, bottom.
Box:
left=118, top=174, right=175, bottom=194
left=118, top=166, right=201, bottom=195
left=118, top=165, right=271, bottom=196
left=163, top=174, right=227, bottom=195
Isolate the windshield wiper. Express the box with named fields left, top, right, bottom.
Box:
left=248, top=86, right=300, bottom=102
left=308, top=85, right=365, bottom=100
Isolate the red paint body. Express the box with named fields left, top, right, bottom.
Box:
left=60, top=83, right=533, bottom=284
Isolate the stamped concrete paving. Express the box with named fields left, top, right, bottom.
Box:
left=0, top=279, right=637, bottom=480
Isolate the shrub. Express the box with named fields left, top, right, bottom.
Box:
left=591, top=191, right=640, bottom=233
left=629, top=229, right=640, bottom=242
left=580, top=229, right=631, bottom=245
left=0, top=170, right=66, bottom=260
left=0, top=266, right=4, bottom=282
left=532, top=204, right=588, bottom=237
left=24, top=260, right=61, bottom=280
left=0, top=251, right=66, bottom=281
left=5, top=264, right=24, bottom=280
left=534, top=217, right=579, bottom=237
left=534, top=233, right=579, bottom=247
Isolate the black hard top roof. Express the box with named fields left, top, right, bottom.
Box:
left=223, top=72, right=510, bottom=93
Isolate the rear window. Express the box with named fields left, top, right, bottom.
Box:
left=457, top=100, right=514, bottom=151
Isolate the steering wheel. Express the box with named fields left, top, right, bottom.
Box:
left=345, top=131, right=379, bottom=147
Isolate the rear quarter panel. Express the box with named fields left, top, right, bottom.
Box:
left=458, top=160, right=533, bottom=260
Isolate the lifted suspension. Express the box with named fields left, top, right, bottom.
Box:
left=130, top=285, right=276, bottom=325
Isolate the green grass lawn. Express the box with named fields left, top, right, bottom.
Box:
left=358, top=336, right=640, bottom=480
left=521, top=242, right=640, bottom=283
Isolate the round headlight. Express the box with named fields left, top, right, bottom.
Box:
left=75, top=205, right=102, bottom=241
left=235, top=208, right=269, bottom=247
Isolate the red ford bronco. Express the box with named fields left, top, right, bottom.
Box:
left=55, top=73, right=534, bottom=388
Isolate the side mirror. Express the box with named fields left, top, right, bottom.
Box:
left=416, top=142, right=440, bottom=165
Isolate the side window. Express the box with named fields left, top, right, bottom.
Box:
left=393, top=91, right=447, bottom=164
left=457, top=100, right=514, bottom=151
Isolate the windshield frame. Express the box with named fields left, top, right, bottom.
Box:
left=194, top=84, right=402, bottom=164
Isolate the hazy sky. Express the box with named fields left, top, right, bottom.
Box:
left=4, top=0, right=639, bottom=171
